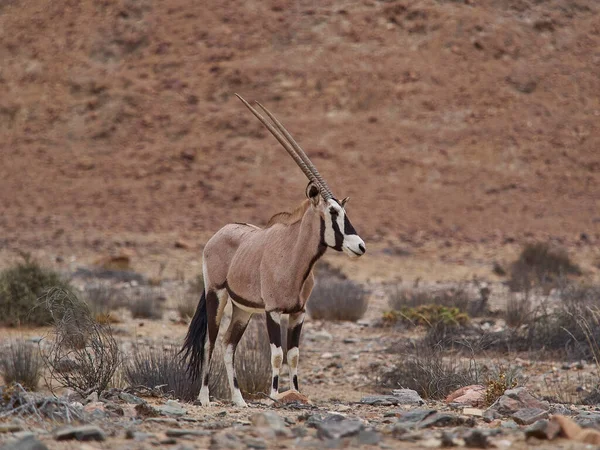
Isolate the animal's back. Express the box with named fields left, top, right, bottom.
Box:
left=203, top=223, right=261, bottom=288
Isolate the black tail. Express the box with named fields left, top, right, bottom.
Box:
left=179, top=290, right=207, bottom=381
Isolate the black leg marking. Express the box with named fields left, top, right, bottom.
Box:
left=272, top=375, right=279, bottom=391
left=203, top=373, right=209, bottom=386
left=293, top=375, right=299, bottom=391
left=234, top=377, right=239, bottom=389
left=265, top=312, right=282, bottom=348
left=288, top=321, right=303, bottom=350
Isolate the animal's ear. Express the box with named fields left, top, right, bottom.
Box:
left=306, top=182, right=320, bottom=206
left=341, top=197, right=350, bottom=207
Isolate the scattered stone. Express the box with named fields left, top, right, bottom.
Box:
left=396, top=409, right=437, bottom=428
left=392, top=389, right=425, bottom=406
left=1, top=436, right=49, bottom=450
left=245, top=437, right=267, bottom=449
left=463, top=408, right=484, bottom=417
left=574, top=411, right=600, bottom=429
left=552, top=415, right=600, bottom=445
left=361, top=395, right=403, bottom=406
left=314, top=415, right=364, bottom=440
left=54, top=425, right=106, bottom=442
left=357, top=429, right=381, bottom=445
left=512, top=407, right=548, bottom=425
left=0, top=423, right=23, bottom=433
left=159, top=437, right=178, bottom=445
left=125, top=429, right=155, bottom=441
left=305, top=330, right=332, bottom=341
left=446, top=385, right=486, bottom=407
left=525, top=419, right=561, bottom=440
left=210, top=431, right=242, bottom=449
left=145, top=417, right=178, bottom=425
left=119, top=392, right=145, bottom=404
left=464, top=429, right=489, bottom=448
left=484, top=388, right=549, bottom=421
left=84, top=392, right=99, bottom=404
left=250, top=412, right=289, bottom=437
left=166, top=429, right=211, bottom=438
left=157, top=400, right=187, bottom=417
left=136, top=402, right=160, bottom=418
left=419, top=412, right=465, bottom=429
left=275, top=390, right=310, bottom=404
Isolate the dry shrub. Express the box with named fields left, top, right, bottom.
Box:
left=84, top=284, right=125, bottom=323
left=388, top=283, right=487, bottom=318
left=0, top=257, right=71, bottom=326
left=176, top=293, right=198, bottom=320
left=124, top=345, right=201, bottom=401
left=483, top=365, right=520, bottom=406
left=508, top=242, right=580, bottom=292
left=307, top=279, right=369, bottom=322
left=378, top=345, right=479, bottom=400
left=0, top=340, right=43, bottom=391
left=209, top=315, right=271, bottom=401
left=42, top=288, right=121, bottom=396
left=505, top=294, right=532, bottom=328
left=129, top=289, right=163, bottom=320
left=314, top=260, right=347, bottom=280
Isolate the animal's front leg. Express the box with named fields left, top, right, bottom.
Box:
left=265, top=311, right=283, bottom=398
left=287, top=311, right=305, bottom=391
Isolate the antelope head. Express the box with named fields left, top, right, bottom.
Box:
left=236, top=94, right=366, bottom=259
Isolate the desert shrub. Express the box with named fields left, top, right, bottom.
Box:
left=209, top=315, right=272, bottom=401
left=188, top=274, right=205, bottom=295
left=129, top=289, right=163, bottom=320
left=176, top=293, right=198, bottom=320
left=315, top=260, right=347, bottom=280
left=378, top=345, right=479, bottom=400
left=307, top=279, right=369, bottom=321
left=0, top=340, right=43, bottom=391
left=124, top=345, right=201, bottom=401
left=388, top=283, right=487, bottom=319
left=0, top=258, right=71, bottom=326
left=483, top=365, right=519, bottom=406
left=42, top=288, right=121, bottom=396
left=504, top=294, right=532, bottom=328
left=84, top=284, right=125, bottom=324
left=508, top=242, right=580, bottom=292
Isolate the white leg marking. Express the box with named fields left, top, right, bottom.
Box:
left=270, top=343, right=284, bottom=397
left=198, top=338, right=212, bottom=406
left=287, top=346, right=299, bottom=391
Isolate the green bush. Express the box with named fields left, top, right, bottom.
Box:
left=0, top=259, right=71, bottom=326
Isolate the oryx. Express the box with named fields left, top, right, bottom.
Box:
left=180, top=94, right=366, bottom=407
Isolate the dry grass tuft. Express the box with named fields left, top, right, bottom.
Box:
left=307, top=278, right=369, bottom=322
left=129, top=289, right=164, bottom=320
left=0, top=340, right=43, bottom=391
left=124, top=345, right=201, bottom=402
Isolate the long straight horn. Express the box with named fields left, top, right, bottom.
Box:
left=235, top=94, right=322, bottom=191
left=255, top=101, right=334, bottom=201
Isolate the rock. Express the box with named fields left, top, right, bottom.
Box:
left=54, top=425, right=106, bottom=442
left=210, top=431, right=242, bottom=449
left=83, top=401, right=108, bottom=418
left=0, top=423, right=23, bottom=433
left=125, top=430, right=155, bottom=441
left=159, top=437, right=178, bottom=445
left=166, top=429, right=211, bottom=437
left=419, top=412, right=465, bottom=428
left=357, top=429, right=381, bottom=445
left=445, top=385, right=486, bottom=407
left=274, top=390, right=310, bottom=404
left=573, top=411, right=600, bottom=428
left=145, top=417, right=178, bottom=424
left=396, top=409, right=437, bottom=428
left=484, top=387, right=549, bottom=420
left=314, top=415, right=364, bottom=440
left=305, top=330, right=332, bottom=341
left=250, top=412, right=289, bottom=437
left=84, top=392, right=99, bottom=404
left=157, top=400, right=187, bottom=417
left=361, top=395, right=403, bottom=406
left=525, top=419, right=561, bottom=440
left=0, top=436, right=49, bottom=450
left=512, top=408, right=549, bottom=425
left=549, top=404, right=573, bottom=416
left=392, top=389, right=425, bottom=406
left=463, top=429, right=490, bottom=448
left=119, top=392, right=145, bottom=404
left=551, top=415, right=600, bottom=445
left=135, top=402, right=160, bottom=418
left=244, top=437, right=267, bottom=449
left=463, top=408, right=484, bottom=417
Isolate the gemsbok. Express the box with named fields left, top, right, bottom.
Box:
left=180, top=94, right=366, bottom=407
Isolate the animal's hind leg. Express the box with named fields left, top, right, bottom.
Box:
left=266, top=311, right=283, bottom=398
left=199, top=289, right=228, bottom=406
left=287, top=311, right=305, bottom=392
left=223, top=303, right=252, bottom=407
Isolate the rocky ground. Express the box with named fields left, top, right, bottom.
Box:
left=1, top=268, right=600, bottom=450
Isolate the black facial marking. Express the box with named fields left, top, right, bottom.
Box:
left=265, top=313, right=282, bottom=348
left=234, top=377, right=239, bottom=389
left=343, top=215, right=357, bottom=236
left=331, top=216, right=344, bottom=251
left=302, top=219, right=327, bottom=284
left=293, top=375, right=299, bottom=391
left=272, top=375, right=279, bottom=391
